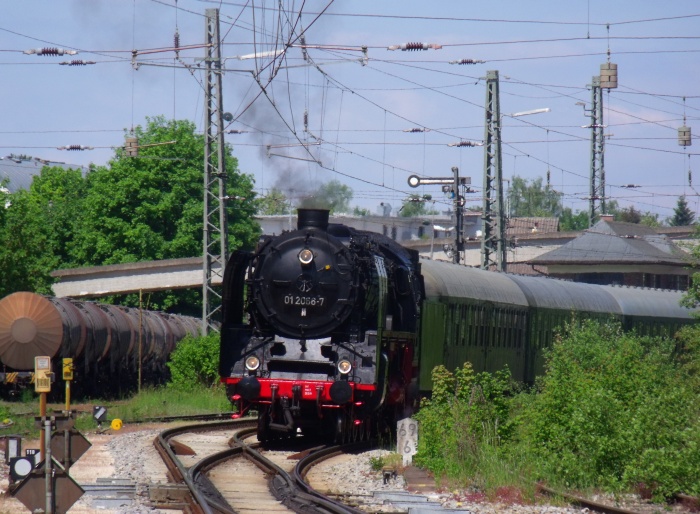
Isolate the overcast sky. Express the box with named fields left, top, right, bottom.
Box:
left=2, top=1, right=699, bottom=219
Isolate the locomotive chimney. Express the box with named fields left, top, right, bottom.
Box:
left=297, top=209, right=329, bottom=231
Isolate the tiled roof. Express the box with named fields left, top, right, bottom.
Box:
left=531, top=219, right=691, bottom=265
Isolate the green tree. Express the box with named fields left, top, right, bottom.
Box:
left=69, top=117, right=259, bottom=312
left=669, top=195, right=695, bottom=226
left=71, top=117, right=258, bottom=267
left=611, top=205, right=660, bottom=227
left=617, top=205, right=642, bottom=224
left=508, top=176, right=562, bottom=217
left=0, top=166, right=86, bottom=296
left=257, top=187, right=290, bottom=215
left=559, top=207, right=588, bottom=231
left=399, top=194, right=437, bottom=217
left=298, top=180, right=353, bottom=214
left=352, top=206, right=370, bottom=216
left=639, top=211, right=661, bottom=228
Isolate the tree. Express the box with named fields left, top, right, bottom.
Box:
left=0, top=116, right=259, bottom=314
left=71, top=117, right=258, bottom=268
left=639, top=212, right=661, bottom=228
left=298, top=180, right=353, bottom=214
left=618, top=206, right=642, bottom=224
left=399, top=194, right=438, bottom=217
left=508, top=176, right=562, bottom=217
left=353, top=206, right=370, bottom=216
left=257, top=187, right=290, bottom=215
left=70, top=117, right=258, bottom=312
left=0, top=166, right=86, bottom=296
left=669, top=195, right=695, bottom=226
left=559, top=207, right=588, bottom=231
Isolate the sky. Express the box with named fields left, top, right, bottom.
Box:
left=1, top=1, right=699, bottom=221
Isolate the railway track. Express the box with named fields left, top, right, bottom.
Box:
left=155, top=418, right=370, bottom=513
left=152, top=419, right=700, bottom=514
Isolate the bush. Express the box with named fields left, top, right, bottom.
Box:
left=167, top=334, right=220, bottom=391
left=413, top=321, right=700, bottom=501
left=414, top=363, right=516, bottom=485
left=520, top=320, right=700, bottom=499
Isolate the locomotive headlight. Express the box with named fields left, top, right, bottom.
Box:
left=337, top=359, right=352, bottom=375
left=245, top=355, right=260, bottom=371
left=298, top=248, right=314, bottom=265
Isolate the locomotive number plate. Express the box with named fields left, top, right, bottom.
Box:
left=284, top=295, right=325, bottom=306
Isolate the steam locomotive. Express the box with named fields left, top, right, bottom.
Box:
left=219, top=209, right=696, bottom=442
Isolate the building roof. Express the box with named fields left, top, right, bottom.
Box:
left=506, top=217, right=559, bottom=235
left=0, top=157, right=85, bottom=193
left=530, top=219, right=691, bottom=266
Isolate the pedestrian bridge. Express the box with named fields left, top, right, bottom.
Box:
left=50, top=257, right=220, bottom=298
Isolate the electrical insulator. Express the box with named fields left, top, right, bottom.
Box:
left=405, top=42, right=427, bottom=51
left=225, top=129, right=247, bottom=134
left=24, top=47, right=78, bottom=56
left=403, top=128, right=429, bottom=133
left=300, top=35, right=309, bottom=62
left=449, top=59, right=484, bottom=65
left=546, top=169, right=551, bottom=187
left=58, top=145, right=94, bottom=151
left=600, top=62, right=618, bottom=89
left=448, top=140, right=483, bottom=147
left=679, top=126, right=692, bottom=147
left=388, top=42, right=442, bottom=51
left=174, top=30, right=180, bottom=51
left=125, top=137, right=138, bottom=157
left=304, top=110, right=308, bottom=132
left=59, top=60, right=95, bottom=66
left=689, top=170, right=693, bottom=186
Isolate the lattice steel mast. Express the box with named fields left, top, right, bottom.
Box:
left=588, top=76, right=605, bottom=227
left=202, top=8, right=229, bottom=334
left=481, top=70, right=506, bottom=272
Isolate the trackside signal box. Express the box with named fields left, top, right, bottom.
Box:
left=34, top=356, right=51, bottom=393
left=63, top=358, right=74, bottom=381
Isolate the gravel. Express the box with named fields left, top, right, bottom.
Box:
left=2, top=428, right=695, bottom=514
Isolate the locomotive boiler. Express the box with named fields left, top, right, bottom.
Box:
left=219, top=209, right=423, bottom=441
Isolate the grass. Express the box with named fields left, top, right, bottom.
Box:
left=0, top=384, right=232, bottom=440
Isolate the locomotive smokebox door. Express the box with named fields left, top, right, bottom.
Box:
left=252, top=213, right=358, bottom=339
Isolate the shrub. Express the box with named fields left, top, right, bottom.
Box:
left=414, top=363, right=516, bottom=483
left=167, top=334, right=220, bottom=391
left=520, top=320, right=700, bottom=499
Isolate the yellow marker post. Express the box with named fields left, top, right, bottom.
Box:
left=34, top=357, right=51, bottom=470
left=110, top=419, right=123, bottom=431
left=63, top=358, right=73, bottom=412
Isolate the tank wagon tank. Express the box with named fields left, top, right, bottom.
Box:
left=220, top=209, right=696, bottom=442
left=0, top=292, right=201, bottom=398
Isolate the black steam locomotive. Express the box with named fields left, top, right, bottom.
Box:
left=220, top=209, right=696, bottom=442
left=220, top=209, right=422, bottom=441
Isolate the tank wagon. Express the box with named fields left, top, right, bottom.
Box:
left=220, top=209, right=696, bottom=442
left=0, top=292, right=200, bottom=398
